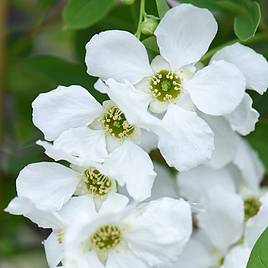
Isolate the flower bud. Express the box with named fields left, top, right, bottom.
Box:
left=141, top=17, right=158, bottom=36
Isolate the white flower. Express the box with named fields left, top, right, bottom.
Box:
left=62, top=197, right=192, bottom=268
left=211, top=42, right=268, bottom=135
left=174, top=232, right=251, bottom=268
left=85, top=4, right=247, bottom=171
left=32, top=85, right=157, bottom=160
left=6, top=194, right=128, bottom=267
left=176, top=141, right=267, bottom=263
left=233, top=136, right=265, bottom=190
left=6, top=144, right=156, bottom=212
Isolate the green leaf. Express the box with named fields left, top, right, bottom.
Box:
left=7, top=55, right=106, bottom=141
left=155, top=0, right=170, bottom=18
left=178, top=0, right=241, bottom=12
left=234, top=2, right=261, bottom=41
left=63, top=0, right=116, bottom=30
left=247, top=227, right=268, bottom=267
left=142, top=36, right=159, bottom=53
left=247, top=120, right=268, bottom=171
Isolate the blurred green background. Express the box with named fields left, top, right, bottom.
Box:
left=0, top=0, right=268, bottom=267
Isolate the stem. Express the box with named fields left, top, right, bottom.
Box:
left=135, top=0, right=145, bottom=39
left=201, top=32, right=268, bottom=63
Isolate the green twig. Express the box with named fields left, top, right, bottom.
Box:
left=201, top=32, right=268, bottom=64
left=135, top=0, right=145, bottom=39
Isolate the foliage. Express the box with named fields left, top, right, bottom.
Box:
left=247, top=227, right=268, bottom=267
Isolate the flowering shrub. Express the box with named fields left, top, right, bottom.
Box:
left=4, top=1, right=268, bottom=268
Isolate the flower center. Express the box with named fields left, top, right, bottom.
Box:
left=84, top=168, right=113, bottom=197
left=91, top=224, right=121, bottom=251
left=150, top=70, right=182, bottom=102
left=244, top=196, right=261, bottom=220
left=101, top=106, right=135, bottom=139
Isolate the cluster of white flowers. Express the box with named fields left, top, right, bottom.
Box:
left=5, top=3, right=268, bottom=268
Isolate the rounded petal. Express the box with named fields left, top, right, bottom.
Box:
left=245, top=193, right=268, bottom=247
left=221, top=246, right=251, bottom=268
left=151, top=55, right=171, bottom=72
left=106, top=250, right=148, bottom=268
left=37, top=127, right=108, bottom=166
left=59, top=196, right=97, bottom=226
left=43, top=232, right=63, bottom=268
left=185, top=61, right=246, bottom=115
left=225, top=93, right=259, bottom=135
left=203, top=115, right=240, bottom=168
left=234, top=137, right=265, bottom=190
left=65, top=250, right=104, bottom=268
left=32, top=85, right=102, bottom=141
left=211, top=42, right=268, bottom=94
left=102, top=141, right=156, bottom=201
left=5, top=197, right=63, bottom=229
left=155, top=4, right=217, bottom=68
left=150, top=163, right=178, bottom=200
left=197, top=188, right=244, bottom=252
left=138, top=129, right=158, bottom=153
left=177, top=165, right=236, bottom=202
left=94, top=78, right=109, bottom=94
left=85, top=30, right=153, bottom=84
left=149, top=99, right=168, bottom=114
left=16, top=162, right=79, bottom=211
left=158, top=105, right=214, bottom=171
left=126, top=198, right=192, bottom=266
left=99, top=193, right=129, bottom=214
left=175, top=238, right=213, bottom=268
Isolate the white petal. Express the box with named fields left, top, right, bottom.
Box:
left=197, top=188, right=244, bottom=252
left=150, top=163, right=178, bottom=200
left=43, top=232, right=63, bottom=268
left=59, top=196, right=97, bottom=226
left=149, top=99, right=168, bottom=114
left=177, top=165, right=236, bottom=202
left=16, top=162, right=79, bottom=211
left=126, top=198, right=192, bottom=266
left=221, top=246, right=251, bottom=268
left=94, top=78, right=109, bottom=94
left=106, top=250, right=148, bottom=268
left=234, top=137, right=265, bottom=190
left=245, top=193, right=268, bottom=247
left=99, top=193, right=129, bottom=214
left=175, top=238, right=213, bottom=268
left=225, top=93, right=259, bottom=135
left=5, top=197, right=63, bottom=229
left=65, top=250, right=104, bottom=268
left=185, top=61, right=246, bottom=115
left=203, top=115, right=240, bottom=168
left=151, top=55, right=171, bottom=72
left=85, top=30, right=153, bottom=84
left=105, top=79, right=160, bottom=130
left=37, top=127, right=108, bottom=166
left=211, top=42, right=268, bottom=94
left=32, top=85, right=102, bottom=141
left=138, top=129, right=158, bottom=153
left=155, top=4, right=217, bottom=68
left=158, top=105, right=214, bottom=171
left=102, top=141, right=156, bottom=201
